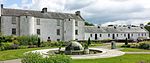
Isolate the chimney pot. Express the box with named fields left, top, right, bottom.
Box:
left=1, top=4, right=3, bottom=8
left=75, top=11, right=80, bottom=16
left=41, top=7, right=47, bottom=13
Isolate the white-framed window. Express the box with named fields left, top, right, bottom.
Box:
left=99, top=34, right=102, bottom=37
left=12, top=28, right=16, bottom=35
left=90, top=34, right=92, bottom=37
left=124, top=34, right=126, bottom=37
left=108, top=34, right=110, bottom=37
left=75, top=21, right=78, bottom=26
left=57, top=29, right=60, bottom=35
left=57, top=20, right=61, bottom=26
left=12, top=17, right=16, bottom=24
left=75, top=30, right=78, bottom=35
left=36, top=19, right=40, bottom=25
left=57, top=39, right=60, bottom=41
left=37, top=29, right=40, bottom=35
left=116, top=34, right=118, bottom=37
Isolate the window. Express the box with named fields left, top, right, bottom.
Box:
left=57, top=29, right=60, bottom=35
left=124, top=34, right=126, bottom=37
left=36, top=19, right=40, bottom=25
left=90, top=34, right=92, bottom=37
left=75, top=21, right=78, bottom=26
left=12, top=28, right=16, bottom=35
left=116, top=34, right=118, bottom=37
left=57, top=39, right=60, bottom=41
left=99, top=34, right=102, bottom=37
left=68, top=19, right=71, bottom=21
left=131, top=34, right=133, bottom=37
left=57, top=20, right=61, bottom=26
left=12, top=17, right=16, bottom=24
left=138, top=33, right=140, bottom=36
left=108, top=34, right=110, bottom=37
left=75, top=30, right=78, bottom=35
left=37, top=29, right=40, bottom=35
left=142, top=33, right=144, bottom=36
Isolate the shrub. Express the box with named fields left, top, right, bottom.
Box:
left=49, top=54, right=72, bottom=63
left=18, top=35, right=38, bottom=45
left=0, top=42, right=14, bottom=51
left=22, top=52, right=72, bottom=63
left=130, top=44, right=139, bottom=48
left=139, top=42, right=150, bottom=49
left=18, top=46, right=28, bottom=49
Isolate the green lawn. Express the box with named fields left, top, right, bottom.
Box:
left=0, top=47, right=52, bottom=61
left=121, top=48, right=150, bottom=52
left=73, top=54, right=150, bottom=63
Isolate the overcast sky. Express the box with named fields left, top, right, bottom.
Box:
left=0, top=0, right=150, bottom=26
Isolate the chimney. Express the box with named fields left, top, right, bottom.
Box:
left=1, top=4, right=3, bottom=8
left=41, top=7, right=47, bottom=13
left=75, top=11, right=80, bottom=16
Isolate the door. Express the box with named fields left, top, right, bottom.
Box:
left=95, top=34, right=97, bottom=40
left=128, top=33, right=130, bottom=39
left=112, top=34, right=115, bottom=39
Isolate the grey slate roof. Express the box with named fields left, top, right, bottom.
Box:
left=85, top=26, right=148, bottom=33
left=1, top=8, right=84, bottom=21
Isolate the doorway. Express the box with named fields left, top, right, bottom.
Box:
left=112, top=34, right=115, bottom=39
left=95, top=34, right=97, bottom=40
left=128, top=33, right=130, bottom=39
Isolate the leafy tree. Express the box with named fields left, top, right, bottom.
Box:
left=145, top=22, right=150, bottom=37
left=147, top=22, right=150, bottom=25
left=87, top=37, right=91, bottom=46
left=125, top=38, right=128, bottom=45
left=85, top=21, right=94, bottom=26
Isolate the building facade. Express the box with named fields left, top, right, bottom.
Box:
left=0, top=5, right=85, bottom=41
left=0, top=4, right=149, bottom=41
left=84, top=25, right=149, bottom=40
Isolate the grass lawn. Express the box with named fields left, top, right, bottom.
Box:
left=121, top=48, right=150, bottom=52
left=73, top=54, right=150, bottom=63
left=0, top=47, right=52, bottom=61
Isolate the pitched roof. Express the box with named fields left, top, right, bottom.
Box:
left=85, top=26, right=148, bottom=33
left=1, top=8, right=84, bottom=21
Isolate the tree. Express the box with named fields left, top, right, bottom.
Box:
left=87, top=37, right=91, bottom=46
left=147, top=22, right=150, bottom=25
left=85, top=21, right=94, bottom=26
left=125, top=38, right=128, bottom=45
left=37, top=37, right=41, bottom=47
left=145, top=22, right=150, bottom=37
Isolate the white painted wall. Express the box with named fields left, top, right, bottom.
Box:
left=84, top=32, right=149, bottom=40
left=1, top=16, right=19, bottom=36
left=75, top=21, right=85, bottom=40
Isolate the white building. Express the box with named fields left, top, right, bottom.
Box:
left=0, top=4, right=149, bottom=41
left=0, top=4, right=85, bottom=41
left=84, top=25, right=149, bottom=40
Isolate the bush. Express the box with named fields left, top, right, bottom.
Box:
left=139, top=42, right=150, bottom=49
left=0, top=42, right=14, bottom=51
left=17, top=35, right=38, bottom=45
left=22, top=52, right=72, bottom=63
left=130, top=44, right=139, bottom=48
left=18, top=46, right=28, bottom=49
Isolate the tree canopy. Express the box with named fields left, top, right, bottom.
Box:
left=85, top=21, right=94, bottom=26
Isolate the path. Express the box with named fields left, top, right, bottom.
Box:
left=0, top=59, right=21, bottom=63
